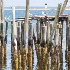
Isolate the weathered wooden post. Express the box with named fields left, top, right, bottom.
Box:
left=60, top=0, right=68, bottom=14
left=0, top=0, right=4, bottom=68
left=55, top=24, right=59, bottom=46
left=67, top=16, right=70, bottom=70
left=47, top=21, right=50, bottom=41
left=36, top=20, right=40, bottom=44
left=4, top=21, right=8, bottom=44
left=11, top=21, right=13, bottom=58
left=0, top=1, right=1, bottom=36
left=41, top=24, right=47, bottom=47
left=50, top=3, right=61, bottom=41
left=1, top=0, right=4, bottom=46
left=4, top=21, right=8, bottom=65
left=67, top=16, right=70, bottom=51
left=17, top=21, right=22, bottom=70
left=28, top=21, right=33, bottom=70
left=68, top=51, right=70, bottom=70
left=21, top=21, right=24, bottom=45
left=21, top=48, right=27, bottom=70
left=12, top=7, right=18, bottom=70
left=21, top=0, right=30, bottom=69
left=41, top=24, right=47, bottom=70
left=24, top=0, right=30, bottom=48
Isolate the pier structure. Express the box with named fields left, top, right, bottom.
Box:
left=0, top=0, right=70, bottom=70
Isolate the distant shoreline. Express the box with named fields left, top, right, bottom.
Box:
left=4, top=8, right=70, bottom=10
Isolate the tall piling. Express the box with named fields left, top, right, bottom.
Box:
left=0, top=0, right=4, bottom=69
left=17, top=21, right=22, bottom=70
left=24, top=0, right=30, bottom=48
left=12, top=7, right=18, bottom=70
left=36, top=20, right=40, bottom=44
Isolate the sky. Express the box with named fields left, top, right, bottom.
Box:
left=4, top=0, right=70, bottom=7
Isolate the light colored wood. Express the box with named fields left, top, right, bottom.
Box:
left=60, top=0, right=68, bottom=14
left=50, top=4, right=61, bottom=41
left=41, top=24, right=47, bottom=44
left=47, top=21, right=50, bottom=41
left=28, top=47, right=32, bottom=70
left=55, top=25, right=59, bottom=46
left=12, top=7, right=18, bottom=70
left=24, top=0, right=30, bottom=48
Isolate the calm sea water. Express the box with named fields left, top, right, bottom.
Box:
left=4, top=9, right=70, bottom=70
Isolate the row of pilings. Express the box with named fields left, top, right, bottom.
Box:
left=0, top=0, right=70, bottom=70
left=3, top=15, right=70, bottom=70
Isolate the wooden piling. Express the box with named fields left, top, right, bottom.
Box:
left=36, top=20, right=40, bottom=44
left=47, top=21, right=50, bottom=41
left=65, top=17, right=70, bottom=63
left=1, top=0, right=4, bottom=46
left=60, top=0, right=68, bottom=14
left=28, top=21, right=33, bottom=70
left=28, top=21, right=33, bottom=46
left=4, top=21, right=8, bottom=65
left=21, top=48, right=27, bottom=70
left=17, top=21, right=22, bottom=70
left=50, top=4, right=61, bottom=41
left=11, top=21, right=13, bottom=57
left=68, top=19, right=70, bottom=51
left=21, top=21, right=24, bottom=45
left=12, top=7, right=18, bottom=70
left=24, top=0, right=30, bottom=48
left=28, top=47, right=32, bottom=70
left=55, top=24, right=59, bottom=46
left=68, top=51, right=70, bottom=70
left=0, top=0, right=4, bottom=69
left=41, top=24, right=47, bottom=47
